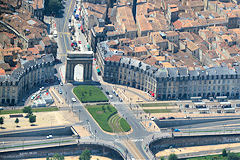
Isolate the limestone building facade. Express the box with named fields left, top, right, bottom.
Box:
left=96, top=42, right=240, bottom=100
left=0, top=54, right=55, bottom=105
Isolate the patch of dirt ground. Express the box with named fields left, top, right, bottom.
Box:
left=0, top=111, right=79, bottom=131
left=156, top=142, right=240, bottom=157
left=28, top=155, right=112, bottom=160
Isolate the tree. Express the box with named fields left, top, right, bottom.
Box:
left=227, top=153, right=240, bottom=160
left=23, top=106, right=32, bottom=117
left=0, top=117, right=4, bottom=128
left=79, top=149, right=91, bottom=160
left=168, top=154, right=178, bottom=160
left=222, top=149, right=228, bottom=157
left=46, top=153, right=64, bottom=160
left=45, top=0, right=63, bottom=15
left=15, top=118, right=19, bottom=127
left=160, top=157, right=165, bottom=160
left=29, top=115, right=36, bottom=125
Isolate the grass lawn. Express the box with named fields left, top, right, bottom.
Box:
left=140, top=103, right=174, bottom=107
left=73, top=85, right=108, bottom=103
left=0, top=107, right=59, bottom=115
left=86, top=105, right=117, bottom=132
left=143, top=109, right=173, bottom=113
left=86, top=105, right=131, bottom=133
left=119, top=118, right=131, bottom=132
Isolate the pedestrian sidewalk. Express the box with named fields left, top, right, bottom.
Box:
left=49, top=87, right=67, bottom=108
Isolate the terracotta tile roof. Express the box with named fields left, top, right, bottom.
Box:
left=42, top=36, right=51, bottom=46
left=0, top=68, right=6, bottom=75
left=165, top=31, right=178, bottom=37
left=135, top=46, right=147, bottom=52
left=186, top=40, right=199, bottom=51
left=173, top=20, right=183, bottom=29
left=170, top=7, right=179, bottom=12
left=0, top=63, right=11, bottom=71
left=29, top=0, right=44, bottom=9
left=28, top=47, right=39, bottom=55
left=136, top=15, right=153, bottom=32
left=150, top=32, right=164, bottom=43
left=117, top=6, right=137, bottom=32
left=105, top=55, right=122, bottom=62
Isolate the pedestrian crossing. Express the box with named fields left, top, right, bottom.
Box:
left=114, top=138, right=143, bottom=142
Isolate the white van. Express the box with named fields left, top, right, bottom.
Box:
left=72, top=98, right=77, bottom=102
left=53, top=30, right=58, bottom=38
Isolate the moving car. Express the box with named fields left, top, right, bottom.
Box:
left=168, top=117, right=175, bottom=119
left=184, top=116, right=191, bottom=119
left=72, top=98, right=77, bottom=102
left=150, top=117, right=156, bottom=121
left=58, top=89, right=62, bottom=94
left=46, top=135, right=53, bottom=139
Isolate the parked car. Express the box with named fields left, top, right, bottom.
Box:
left=105, top=91, right=109, bottom=95
left=174, top=129, right=180, bottom=132
left=168, top=117, right=175, bottom=119
left=60, top=82, right=63, bottom=86
left=184, top=116, right=191, bottom=119
left=159, top=117, right=166, bottom=120
left=69, top=18, right=71, bottom=22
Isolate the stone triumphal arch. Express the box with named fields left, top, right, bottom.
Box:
left=65, top=51, right=93, bottom=83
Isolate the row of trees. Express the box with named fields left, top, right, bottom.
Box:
left=0, top=106, right=36, bottom=128
left=47, top=149, right=91, bottom=160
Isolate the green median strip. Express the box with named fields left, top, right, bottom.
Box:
left=140, top=103, right=174, bottom=107
left=0, top=140, right=73, bottom=150
left=73, top=85, right=108, bottom=103
left=119, top=118, right=131, bottom=132
left=86, top=104, right=131, bottom=133
left=0, top=107, right=59, bottom=115
left=143, top=109, right=173, bottom=113
left=86, top=105, right=116, bottom=132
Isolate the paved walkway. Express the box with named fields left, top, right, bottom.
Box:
left=156, top=142, right=240, bottom=159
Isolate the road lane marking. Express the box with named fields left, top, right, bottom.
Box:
left=63, top=0, right=74, bottom=53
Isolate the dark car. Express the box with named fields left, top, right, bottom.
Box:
left=106, top=91, right=109, bottom=95
left=69, top=18, right=71, bottom=22
left=159, top=117, right=166, bottom=120
left=168, top=117, right=175, bottom=119
left=70, top=36, right=73, bottom=40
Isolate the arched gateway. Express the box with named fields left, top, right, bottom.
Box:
left=65, top=51, right=93, bottom=83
